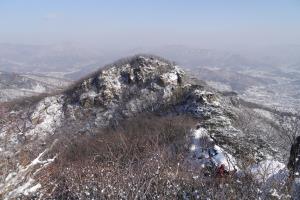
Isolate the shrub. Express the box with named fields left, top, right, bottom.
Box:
left=35, top=114, right=291, bottom=199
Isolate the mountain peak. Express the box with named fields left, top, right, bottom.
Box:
left=0, top=55, right=289, bottom=199
left=65, top=55, right=185, bottom=109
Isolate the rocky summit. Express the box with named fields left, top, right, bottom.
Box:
left=0, top=55, right=294, bottom=199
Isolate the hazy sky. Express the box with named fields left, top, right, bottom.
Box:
left=1, top=0, right=300, bottom=49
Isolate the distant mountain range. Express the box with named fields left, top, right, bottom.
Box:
left=1, top=43, right=300, bottom=79
left=0, top=43, right=299, bottom=110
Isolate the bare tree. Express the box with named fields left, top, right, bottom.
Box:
left=276, top=114, right=300, bottom=146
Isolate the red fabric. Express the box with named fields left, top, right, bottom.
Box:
left=217, top=164, right=225, bottom=177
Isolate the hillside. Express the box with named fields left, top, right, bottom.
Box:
left=0, top=71, right=72, bottom=102
left=0, top=55, right=295, bottom=199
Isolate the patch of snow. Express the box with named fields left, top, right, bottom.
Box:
left=1, top=144, right=57, bottom=199
left=189, top=127, right=238, bottom=171
left=269, top=188, right=281, bottom=198
left=29, top=149, right=56, bottom=168
left=194, top=127, right=209, bottom=139
left=211, top=145, right=238, bottom=171
left=32, top=84, right=46, bottom=93
left=100, top=67, right=122, bottom=93
left=212, top=100, right=220, bottom=107
left=162, top=86, right=174, bottom=99
left=26, top=183, right=42, bottom=194
left=80, top=90, right=97, bottom=101
left=6, top=178, right=41, bottom=199
left=250, top=159, right=286, bottom=182
left=161, top=71, right=178, bottom=85
left=193, top=90, right=220, bottom=106
left=5, top=172, right=17, bottom=182
left=27, top=96, right=63, bottom=138
left=190, top=144, right=197, bottom=151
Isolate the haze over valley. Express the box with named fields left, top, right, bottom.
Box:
left=1, top=43, right=299, bottom=111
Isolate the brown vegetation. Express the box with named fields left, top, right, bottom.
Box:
left=31, top=114, right=291, bottom=199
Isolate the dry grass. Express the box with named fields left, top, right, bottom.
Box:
left=53, top=114, right=195, bottom=165
left=37, top=115, right=197, bottom=199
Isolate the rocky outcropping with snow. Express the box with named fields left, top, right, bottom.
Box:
left=0, top=55, right=291, bottom=199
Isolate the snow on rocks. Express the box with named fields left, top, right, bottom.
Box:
left=250, top=159, right=287, bottom=182
left=192, top=90, right=220, bottom=106
left=4, top=178, right=41, bottom=200
left=80, top=90, right=97, bottom=102
left=194, top=127, right=210, bottom=139
left=159, top=67, right=181, bottom=86
left=186, top=94, right=240, bottom=173
left=27, top=95, right=64, bottom=138
left=98, top=68, right=122, bottom=98
left=1, top=142, right=57, bottom=199
left=189, top=126, right=238, bottom=171
left=210, top=145, right=238, bottom=171
left=0, top=95, right=64, bottom=169
left=247, top=159, right=290, bottom=199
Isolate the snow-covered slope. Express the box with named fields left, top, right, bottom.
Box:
left=0, top=71, right=72, bottom=102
